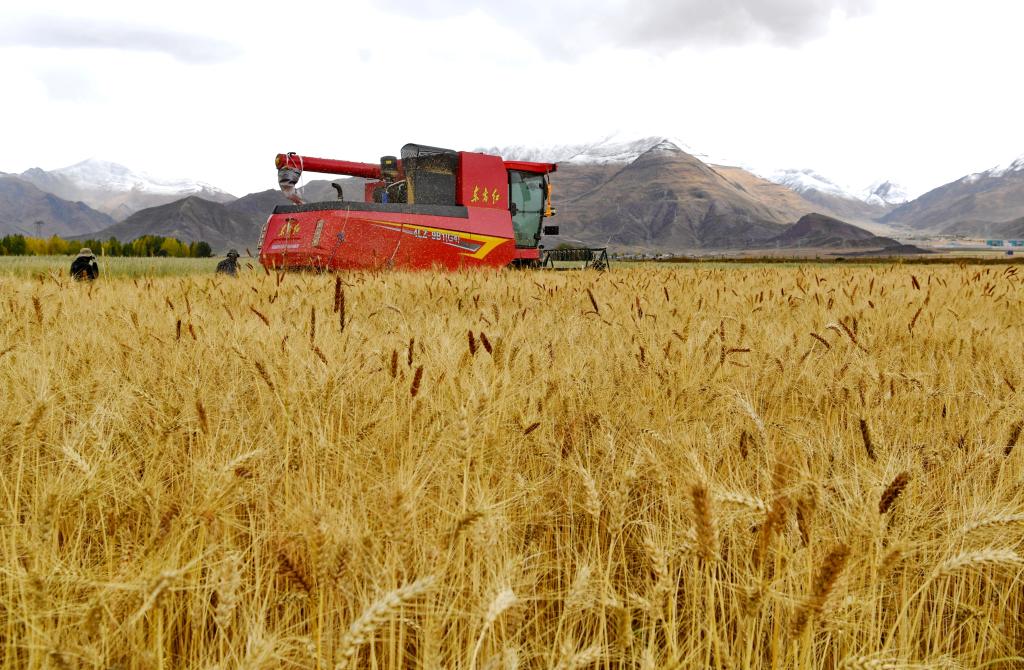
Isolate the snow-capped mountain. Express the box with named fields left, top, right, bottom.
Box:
left=860, top=180, right=910, bottom=207
left=751, top=167, right=905, bottom=226
left=883, top=151, right=1024, bottom=232
left=478, top=135, right=739, bottom=169
left=484, top=135, right=907, bottom=212
left=18, top=159, right=235, bottom=220
left=763, top=169, right=910, bottom=209
left=766, top=169, right=854, bottom=199
left=964, top=154, right=1024, bottom=183
left=51, top=159, right=229, bottom=197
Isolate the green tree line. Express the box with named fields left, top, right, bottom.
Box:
left=0, top=234, right=213, bottom=258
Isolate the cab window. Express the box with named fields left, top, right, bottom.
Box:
left=509, top=171, right=545, bottom=248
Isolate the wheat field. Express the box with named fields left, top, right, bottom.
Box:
left=0, top=256, right=221, bottom=278
left=1, top=264, right=1023, bottom=669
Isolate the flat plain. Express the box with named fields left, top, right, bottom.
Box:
left=1, top=263, right=1022, bottom=669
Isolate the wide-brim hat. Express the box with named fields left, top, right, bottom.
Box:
left=226, top=249, right=240, bottom=257
left=77, top=248, right=94, bottom=258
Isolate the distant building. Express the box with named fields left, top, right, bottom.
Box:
left=1009, top=240, right=1024, bottom=247
left=986, top=240, right=1005, bottom=247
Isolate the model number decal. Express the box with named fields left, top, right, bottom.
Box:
left=411, top=228, right=461, bottom=244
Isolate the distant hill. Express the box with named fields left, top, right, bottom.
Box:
left=86, top=197, right=258, bottom=252
left=0, top=175, right=115, bottom=237
left=764, top=169, right=894, bottom=223
left=493, top=137, right=912, bottom=251
left=73, top=179, right=370, bottom=254
left=937, top=215, right=1024, bottom=239
left=994, top=217, right=1024, bottom=238
left=845, top=243, right=933, bottom=257
left=711, top=166, right=847, bottom=224
left=883, top=157, right=1024, bottom=232
left=766, top=213, right=899, bottom=249
left=18, top=159, right=235, bottom=220
left=225, top=189, right=293, bottom=221
left=226, top=178, right=367, bottom=220
left=489, top=136, right=905, bottom=230
left=555, top=141, right=789, bottom=250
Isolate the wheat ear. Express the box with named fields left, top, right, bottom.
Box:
left=691, top=484, right=718, bottom=562
left=879, top=472, right=910, bottom=514
left=791, top=544, right=850, bottom=635
left=213, top=551, right=242, bottom=632
left=335, top=576, right=436, bottom=669
left=555, top=644, right=604, bottom=670
left=958, top=513, right=1024, bottom=536
left=470, top=588, right=518, bottom=670
left=935, top=549, right=1023, bottom=578
left=838, top=657, right=904, bottom=670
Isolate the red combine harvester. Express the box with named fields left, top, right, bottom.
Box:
left=258, top=143, right=563, bottom=271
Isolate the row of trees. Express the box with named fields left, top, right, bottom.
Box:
left=0, top=234, right=214, bottom=258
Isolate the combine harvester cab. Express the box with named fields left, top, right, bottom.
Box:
left=259, top=143, right=560, bottom=271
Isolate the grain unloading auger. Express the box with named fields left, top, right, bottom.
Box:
left=258, top=142, right=608, bottom=271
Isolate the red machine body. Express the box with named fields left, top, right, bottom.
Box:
left=260, top=143, right=558, bottom=271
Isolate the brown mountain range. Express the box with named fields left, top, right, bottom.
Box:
left=551, top=142, right=848, bottom=250
left=557, top=143, right=786, bottom=249
left=883, top=161, right=1024, bottom=233
left=777, top=182, right=891, bottom=224
left=84, top=197, right=258, bottom=252
left=72, top=147, right=896, bottom=253
left=960, top=216, right=1024, bottom=239
left=13, top=142, right=959, bottom=253
left=18, top=160, right=235, bottom=220
left=0, top=175, right=114, bottom=237
left=767, top=213, right=899, bottom=249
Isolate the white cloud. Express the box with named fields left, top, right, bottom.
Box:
left=378, top=0, right=876, bottom=55
left=36, top=68, right=100, bottom=102
left=0, top=0, right=1021, bottom=201
left=0, top=16, right=240, bottom=64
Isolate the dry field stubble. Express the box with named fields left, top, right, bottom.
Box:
left=1, top=264, right=1023, bottom=669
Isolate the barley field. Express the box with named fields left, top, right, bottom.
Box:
left=1, top=264, right=1023, bottom=669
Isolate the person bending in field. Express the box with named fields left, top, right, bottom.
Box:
left=216, top=249, right=240, bottom=276
left=70, top=248, right=99, bottom=281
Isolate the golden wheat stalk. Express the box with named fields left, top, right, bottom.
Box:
left=935, top=549, right=1023, bottom=578
left=554, top=644, right=604, bottom=670
left=958, top=513, right=1024, bottom=535
left=212, top=551, right=242, bottom=632
left=879, top=472, right=910, bottom=514
left=859, top=418, right=877, bottom=461
left=715, top=490, right=767, bottom=513
left=1006, top=420, right=1022, bottom=457
left=791, top=544, right=850, bottom=635
left=838, top=657, right=906, bottom=670
left=335, top=576, right=436, bottom=669
left=691, top=484, right=718, bottom=562
left=470, top=588, right=518, bottom=669
left=578, top=467, right=601, bottom=521
left=249, top=306, right=270, bottom=327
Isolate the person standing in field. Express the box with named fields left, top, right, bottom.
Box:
left=216, top=249, right=241, bottom=276
left=70, top=248, right=99, bottom=281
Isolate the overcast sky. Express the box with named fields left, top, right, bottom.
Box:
left=1, top=0, right=1022, bottom=198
